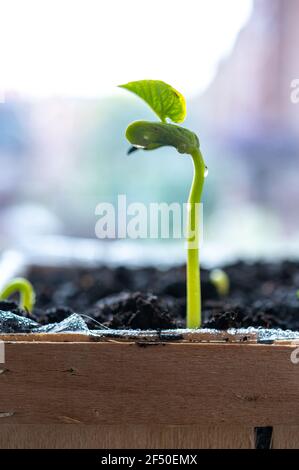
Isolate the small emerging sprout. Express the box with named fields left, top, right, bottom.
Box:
left=296, top=290, right=299, bottom=300
left=0, top=277, right=36, bottom=313
left=120, top=80, right=207, bottom=328
left=210, top=269, right=230, bottom=297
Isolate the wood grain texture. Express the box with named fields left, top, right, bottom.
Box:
left=0, top=425, right=254, bottom=449
left=0, top=342, right=298, bottom=427
left=0, top=333, right=93, bottom=343
left=0, top=330, right=257, bottom=342
left=272, top=426, right=299, bottom=449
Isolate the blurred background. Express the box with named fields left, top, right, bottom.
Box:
left=0, top=0, right=298, bottom=265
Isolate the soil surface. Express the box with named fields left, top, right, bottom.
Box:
left=2, top=260, right=295, bottom=330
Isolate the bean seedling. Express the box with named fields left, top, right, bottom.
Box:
left=120, top=80, right=207, bottom=328
left=0, top=277, right=36, bottom=313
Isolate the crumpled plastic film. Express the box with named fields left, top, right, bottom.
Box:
left=0, top=311, right=88, bottom=334
left=33, top=313, right=90, bottom=333
left=0, top=310, right=39, bottom=333
left=1, top=310, right=299, bottom=341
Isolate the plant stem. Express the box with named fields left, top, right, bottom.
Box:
left=186, top=147, right=205, bottom=328
left=0, top=278, right=35, bottom=312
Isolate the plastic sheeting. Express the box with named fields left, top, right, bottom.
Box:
left=1, top=310, right=299, bottom=342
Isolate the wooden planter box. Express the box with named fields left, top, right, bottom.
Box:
left=0, top=335, right=299, bottom=449
left=0, top=246, right=299, bottom=449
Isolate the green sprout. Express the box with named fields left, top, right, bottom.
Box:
left=210, top=268, right=230, bottom=297
left=0, top=277, right=36, bottom=313
left=296, top=290, right=299, bottom=300
left=120, top=80, right=207, bottom=328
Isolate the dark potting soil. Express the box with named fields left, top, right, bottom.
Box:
left=4, top=260, right=296, bottom=331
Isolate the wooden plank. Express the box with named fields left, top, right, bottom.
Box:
left=0, top=425, right=254, bottom=449
left=0, top=330, right=258, bottom=343
left=0, top=342, right=298, bottom=426
left=0, top=333, right=93, bottom=343
left=272, top=426, right=299, bottom=449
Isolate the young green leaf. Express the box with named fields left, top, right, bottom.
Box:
left=126, top=121, right=199, bottom=155
left=119, top=80, right=186, bottom=123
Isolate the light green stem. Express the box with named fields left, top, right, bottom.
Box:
left=186, top=148, right=205, bottom=328
left=0, top=278, right=35, bottom=312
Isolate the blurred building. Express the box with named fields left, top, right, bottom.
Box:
left=201, top=0, right=299, bottom=136
left=198, top=0, right=299, bottom=233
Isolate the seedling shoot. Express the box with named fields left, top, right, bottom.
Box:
left=120, top=80, right=207, bottom=328
left=210, top=268, right=230, bottom=297
left=0, top=277, right=36, bottom=313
